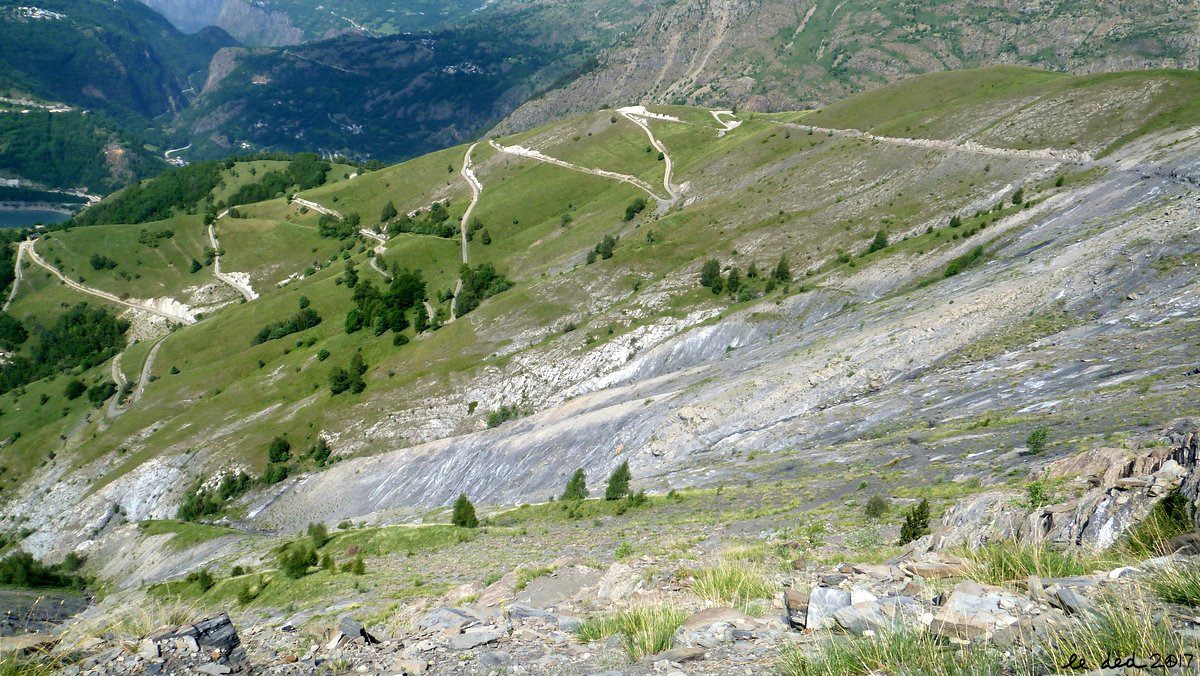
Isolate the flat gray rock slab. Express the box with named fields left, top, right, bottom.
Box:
left=450, top=630, right=502, bottom=651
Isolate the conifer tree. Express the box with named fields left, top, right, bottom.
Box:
left=605, top=461, right=631, bottom=501
left=562, top=468, right=589, bottom=501
left=452, top=493, right=478, bottom=528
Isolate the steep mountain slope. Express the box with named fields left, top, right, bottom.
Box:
left=2, top=67, right=1197, bottom=567
left=136, top=0, right=304, bottom=45
left=497, top=0, right=1200, bottom=132
left=0, top=0, right=236, bottom=125
left=174, top=16, right=602, bottom=161
left=0, top=107, right=163, bottom=194
left=0, top=0, right=236, bottom=191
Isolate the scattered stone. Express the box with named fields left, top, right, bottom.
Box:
left=833, top=603, right=892, bottom=636
left=478, top=650, right=511, bottom=668
left=1052, top=587, right=1093, bottom=616
left=597, top=562, right=643, bottom=601
left=652, top=646, right=704, bottom=662
left=420, top=606, right=480, bottom=631
left=389, top=658, right=427, bottom=674
left=806, top=587, right=851, bottom=630
left=449, top=629, right=502, bottom=651
left=682, top=607, right=755, bottom=631
left=782, top=589, right=808, bottom=629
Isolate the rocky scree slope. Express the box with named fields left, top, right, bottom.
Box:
left=1, top=68, right=1199, bottom=563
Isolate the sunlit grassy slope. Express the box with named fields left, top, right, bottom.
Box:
left=2, top=66, right=1197, bottom=498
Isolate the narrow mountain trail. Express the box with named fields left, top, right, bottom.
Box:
left=293, top=197, right=342, bottom=219
left=448, top=143, right=481, bottom=323
left=21, top=241, right=197, bottom=324
left=163, top=144, right=191, bottom=159
left=105, top=352, right=129, bottom=419
left=208, top=219, right=258, bottom=301
left=105, top=334, right=165, bottom=418
left=360, top=228, right=391, bottom=280
left=710, top=110, right=742, bottom=136
left=2, top=241, right=24, bottom=312
left=487, top=140, right=666, bottom=202
left=617, top=106, right=682, bottom=201
left=132, top=336, right=165, bottom=404
left=775, top=120, right=1095, bottom=164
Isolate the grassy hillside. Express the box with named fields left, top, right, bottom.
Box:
left=1, top=66, right=1196, bottom=512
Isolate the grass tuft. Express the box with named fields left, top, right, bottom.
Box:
left=778, top=629, right=1003, bottom=675
left=691, top=559, right=776, bottom=609
left=958, top=542, right=1109, bottom=584
left=1021, top=591, right=1193, bottom=672
left=576, top=605, right=687, bottom=659
left=1146, top=563, right=1200, bottom=607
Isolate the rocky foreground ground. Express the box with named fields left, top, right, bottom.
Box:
left=4, top=422, right=1199, bottom=674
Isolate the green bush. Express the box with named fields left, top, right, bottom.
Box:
left=278, top=543, right=317, bottom=579
left=63, top=379, right=86, bottom=400
left=865, top=495, right=890, bottom=519
left=1025, top=426, right=1049, bottom=454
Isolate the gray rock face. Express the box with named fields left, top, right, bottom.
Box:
left=932, top=423, right=1200, bottom=553
left=806, top=587, right=852, bottom=630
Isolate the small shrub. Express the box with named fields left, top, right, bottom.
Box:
left=1025, top=426, right=1049, bottom=455
left=865, top=495, right=890, bottom=519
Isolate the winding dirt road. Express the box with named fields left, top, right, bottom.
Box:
left=21, top=241, right=197, bottom=324
left=449, top=143, right=481, bottom=322
left=487, top=140, right=665, bottom=202
left=2, top=241, right=24, bottom=312
left=617, top=106, right=682, bottom=202
left=360, top=228, right=391, bottom=279
left=208, top=220, right=258, bottom=301
left=775, top=120, right=1094, bottom=164
left=710, top=110, right=742, bottom=137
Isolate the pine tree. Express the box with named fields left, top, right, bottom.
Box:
left=898, top=498, right=931, bottom=544
left=726, top=267, right=741, bottom=296
left=350, top=555, right=365, bottom=575
left=321, top=552, right=335, bottom=571
left=699, top=259, right=721, bottom=288
left=380, top=201, right=398, bottom=222
left=415, top=303, right=429, bottom=333
left=746, top=262, right=758, bottom=278
left=452, top=493, right=478, bottom=528
left=773, top=255, right=791, bottom=283
left=867, top=230, right=888, bottom=254
left=605, top=461, right=631, bottom=501
left=562, top=468, right=589, bottom=501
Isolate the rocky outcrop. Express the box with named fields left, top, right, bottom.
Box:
left=932, top=421, right=1200, bottom=552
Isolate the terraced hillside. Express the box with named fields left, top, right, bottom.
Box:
left=0, top=66, right=1197, bottom=583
